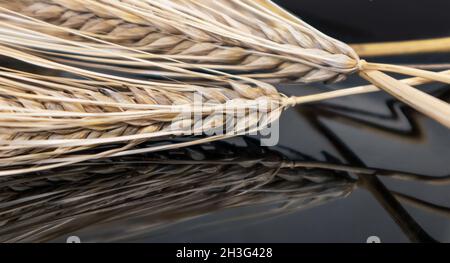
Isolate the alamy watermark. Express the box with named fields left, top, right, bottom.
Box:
left=167, top=94, right=280, bottom=146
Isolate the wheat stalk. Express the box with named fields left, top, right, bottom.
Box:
left=0, top=141, right=354, bottom=242
left=0, top=0, right=449, bottom=129
left=351, top=37, right=450, bottom=57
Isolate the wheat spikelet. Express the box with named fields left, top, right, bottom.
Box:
left=0, top=141, right=354, bottom=242
left=0, top=0, right=449, bottom=129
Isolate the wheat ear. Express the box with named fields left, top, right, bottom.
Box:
left=0, top=0, right=355, bottom=83
left=0, top=62, right=288, bottom=176
left=0, top=0, right=449, bottom=129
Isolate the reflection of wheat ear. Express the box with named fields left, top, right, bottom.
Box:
left=1, top=0, right=450, bottom=128
left=3, top=0, right=357, bottom=83
left=0, top=143, right=354, bottom=243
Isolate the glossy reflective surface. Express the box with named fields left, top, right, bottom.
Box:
left=0, top=1, right=449, bottom=243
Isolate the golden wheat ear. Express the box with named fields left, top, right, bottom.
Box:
left=1, top=0, right=449, bottom=128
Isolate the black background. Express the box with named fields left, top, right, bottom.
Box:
left=275, top=0, right=450, bottom=43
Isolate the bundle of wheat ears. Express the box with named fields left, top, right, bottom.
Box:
left=0, top=0, right=449, bottom=175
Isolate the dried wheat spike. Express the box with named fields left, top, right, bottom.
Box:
left=0, top=62, right=293, bottom=176
left=0, top=0, right=358, bottom=83
left=1, top=0, right=450, bottom=129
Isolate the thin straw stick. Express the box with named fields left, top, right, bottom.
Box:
left=351, top=37, right=450, bottom=57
